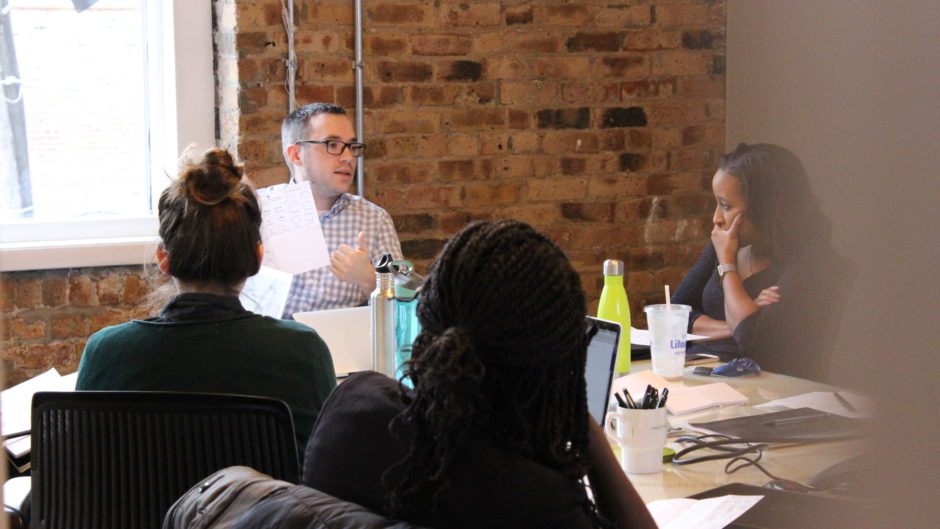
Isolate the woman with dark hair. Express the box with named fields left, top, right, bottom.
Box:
left=77, top=149, right=336, bottom=451
left=302, top=220, right=655, bottom=529
left=672, top=143, right=850, bottom=381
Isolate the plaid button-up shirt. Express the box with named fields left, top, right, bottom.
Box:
left=282, top=193, right=402, bottom=318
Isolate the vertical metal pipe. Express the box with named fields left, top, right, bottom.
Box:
left=354, top=0, right=365, bottom=195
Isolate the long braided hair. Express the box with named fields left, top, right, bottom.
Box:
left=384, top=220, right=592, bottom=515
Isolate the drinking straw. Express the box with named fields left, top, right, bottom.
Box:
left=665, top=284, right=671, bottom=310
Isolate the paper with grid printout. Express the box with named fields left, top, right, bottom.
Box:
left=256, top=183, right=330, bottom=274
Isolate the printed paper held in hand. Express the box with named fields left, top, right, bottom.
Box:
left=611, top=370, right=747, bottom=415
left=646, top=494, right=763, bottom=529
left=256, top=183, right=330, bottom=275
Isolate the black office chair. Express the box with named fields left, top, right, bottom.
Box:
left=29, top=391, right=300, bottom=529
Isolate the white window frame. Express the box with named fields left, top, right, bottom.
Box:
left=0, top=0, right=214, bottom=272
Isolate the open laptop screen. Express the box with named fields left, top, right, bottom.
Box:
left=585, top=316, right=621, bottom=426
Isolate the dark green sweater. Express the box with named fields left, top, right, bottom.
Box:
left=76, top=294, right=336, bottom=453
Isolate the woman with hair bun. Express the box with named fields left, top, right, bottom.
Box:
left=77, top=148, right=336, bottom=452
left=672, top=143, right=851, bottom=381
left=300, top=220, right=655, bottom=529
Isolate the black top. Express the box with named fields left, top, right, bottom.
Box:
left=302, top=372, right=601, bottom=529
left=671, top=242, right=854, bottom=381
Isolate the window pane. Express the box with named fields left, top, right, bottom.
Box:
left=3, top=0, right=148, bottom=221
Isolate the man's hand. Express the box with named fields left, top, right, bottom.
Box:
left=330, top=231, right=376, bottom=293
left=754, top=286, right=781, bottom=307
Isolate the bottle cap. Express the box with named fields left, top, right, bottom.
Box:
left=602, top=259, right=624, bottom=276
left=374, top=254, right=393, bottom=273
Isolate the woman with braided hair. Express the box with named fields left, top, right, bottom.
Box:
left=302, top=220, right=655, bottom=529
left=77, top=148, right=336, bottom=453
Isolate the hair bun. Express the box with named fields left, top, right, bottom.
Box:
left=181, top=148, right=244, bottom=206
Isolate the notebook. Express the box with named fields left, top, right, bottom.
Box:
left=689, top=407, right=871, bottom=443
left=293, top=306, right=372, bottom=376
left=585, top=316, right=621, bottom=426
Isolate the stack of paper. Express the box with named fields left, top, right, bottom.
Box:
left=2, top=368, right=77, bottom=470
left=611, top=370, right=748, bottom=415
left=646, top=494, right=763, bottom=529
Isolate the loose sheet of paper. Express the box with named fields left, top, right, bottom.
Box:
left=646, top=494, right=763, bottom=529
left=1, top=368, right=75, bottom=437
left=611, top=370, right=748, bottom=415
left=630, top=327, right=708, bottom=346
left=755, top=391, right=874, bottom=418
left=240, top=266, right=293, bottom=318
left=256, top=183, right=330, bottom=275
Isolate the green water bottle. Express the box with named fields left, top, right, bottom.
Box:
left=597, top=259, right=631, bottom=375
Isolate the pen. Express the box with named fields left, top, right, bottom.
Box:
left=623, top=390, right=637, bottom=409
left=762, top=413, right=828, bottom=427
left=833, top=392, right=856, bottom=413
left=614, top=392, right=628, bottom=409
left=641, top=385, right=653, bottom=409
left=648, top=388, right=659, bottom=409
left=657, top=388, right=669, bottom=409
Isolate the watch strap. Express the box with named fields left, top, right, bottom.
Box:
left=717, top=263, right=737, bottom=281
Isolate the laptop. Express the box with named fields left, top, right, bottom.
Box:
left=585, top=316, right=621, bottom=426
left=293, top=306, right=372, bottom=376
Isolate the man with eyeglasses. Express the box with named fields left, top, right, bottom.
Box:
left=280, top=102, right=402, bottom=317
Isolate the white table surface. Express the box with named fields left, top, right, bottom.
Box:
left=616, top=360, right=870, bottom=502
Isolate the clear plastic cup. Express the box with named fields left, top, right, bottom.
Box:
left=644, top=304, right=691, bottom=380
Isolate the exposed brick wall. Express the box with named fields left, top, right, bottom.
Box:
left=0, top=267, right=152, bottom=386
left=1, top=0, right=725, bottom=388
left=227, top=0, right=726, bottom=311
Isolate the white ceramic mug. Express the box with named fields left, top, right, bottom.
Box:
left=605, top=407, right=668, bottom=474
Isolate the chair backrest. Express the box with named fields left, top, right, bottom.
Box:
left=30, top=391, right=300, bottom=529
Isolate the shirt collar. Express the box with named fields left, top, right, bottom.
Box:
left=322, top=193, right=351, bottom=220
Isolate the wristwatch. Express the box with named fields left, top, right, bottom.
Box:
left=717, top=263, right=737, bottom=282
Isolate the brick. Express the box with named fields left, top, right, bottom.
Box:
left=88, top=309, right=129, bottom=335
left=682, top=126, right=706, bottom=146
left=541, top=131, right=599, bottom=155
left=405, top=85, right=458, bottom=106
left=13, top=318, right=46, bottom=340
left=66, top=274, right=96, bottom=307
left=682, top=29, right=725, bottom=50
left=446, top=134, right=480, bottom=156
left=96, top=275, right=125, bottom=305
left=621, top=78, right=677, bottom=99
left=536, top=107, right=590, bottom=130
left=400, top=185, right=463, bottom=209
left=492, top=204, right=561, bottom=227
left=376, top=61, right=433, bottom=83
left=623, top=29, right=681, bottom=51
left=565, top=32, right=623, bottom=53
left=463, top=183, right=522, bottom=206
left=51, top=313, right=85, bottom=339
left=235, top=31, right=270, bottom=53
left=306, top=3, right=354, bottom=25
left=537, top=5, right=592, bottom=26
left=301, top=57, right=353, bottom=83
left=678, top=75, right=725, bottom=98
left=444, top=108, right=505, bottom=131
left=367, top=35, right=409, bottom=56
left=527, top=177, right=588, bottom=202
left=619, top=152, right=648, bottom=172
left=587, top=174, right=648, bottom=199
left=508, top=109, right=529, bottom=129
left=652, top=52, right=712, bottom=76
left=18, top=342, right=75, bottom=369
left=401, top=238, right=446, bottom=260
left=15, top=276, right=42, bottom=309
left=595, top=5, right=652, bottom=28
left=438, top=160, right=476, bottom=180
left=712, top=55, right=726, bottom=75
left=393, top=213, right=436, bottom=234
left=438, top=211, right=491, bottom=234
left=370, top=161, right=435, bottom=184
left=367, top=4, right=428, bottom=25
left=0, top=275, right=13, bottom=311
left=411, top=34, right=472, bottom=56
left=438, top=60, right=483, bottom=81
left=595, top=55, right=649, bottom=78
left=442, top=3, right=501, bottom=27
left=479, top=134, right=512, bottom=155
left=601, top=107, right=648, bottom=128
left=560, top=157, right=588, bottom=175
left=600, top=130, right=626, bottom=151
left=561, top=202, right=616, bottom=223
left=501, top=81, right=561, bottom=106
left=480, top=157, right=534, bottom=179
left=124, top=275, right=150, bottom=306
left=484, top=31, right=562, bottom=54
left=487, top=57, right=531, bottom=80
left=560, top=81, right=620, bottom=105
left=505, top=5, right=533, bottom=25
left=373, top=111, right=440, bottom=134
left=648, top=172, right=703, bottom=195
left=533, top=57, right=590, bottom=79
left=371, top=135, right=446, bottom=160
left=653, top=4, right=711, bottom=26
left=647, top=100, right=709, bottom=125
left=0, top=316, right=10, bottom=342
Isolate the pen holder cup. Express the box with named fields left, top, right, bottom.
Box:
left=605, top=407, right=668, bottom=474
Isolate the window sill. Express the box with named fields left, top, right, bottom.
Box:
left=0, top=237, right=159, bottom=272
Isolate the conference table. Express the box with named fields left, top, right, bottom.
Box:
left=615, top=359, right=870, bottom=503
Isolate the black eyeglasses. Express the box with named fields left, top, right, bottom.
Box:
left=295, top=139, right=366, bottom=157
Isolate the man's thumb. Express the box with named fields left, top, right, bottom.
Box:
left=357, top=231, right=368, bottom=252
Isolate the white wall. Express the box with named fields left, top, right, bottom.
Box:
left=727, top=1, right=940, bottom=525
